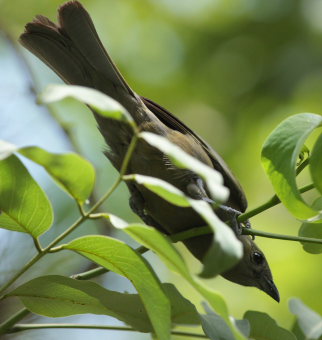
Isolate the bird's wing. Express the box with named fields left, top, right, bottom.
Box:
left=141, top=97, right=248, bottom=212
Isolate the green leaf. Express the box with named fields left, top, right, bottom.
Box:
left=19, top=147, right=95, bottom=204
left=163, top=283, right=200, bottom=326
left=0, top=212, right=27, bottom=233
left=244, top=311, right=296, bottom=340
left=289, top=298, right=322, bottom=340
left=200, top=304, right=250, bottom=339
left=40, top=84, right=134, bottom=124
left=0, top=155, right=53, bottom=237
left=6, top=275, right=151, bottom=331
left=189, top=199, right=243, bottom=278
left=62, top=235, right=171, bottom=340
left=201, top=313, right=235, bottom=340
left=6, top=276, right=199, bottom=332
left=234, top=319, right=251, bottom=338
left=0, top=140, right=95, bottom=205
left=106, top=217, right=246, bottom=340
left=310, top=133, right=322, bottom=196
left=261, top=113, right=322, bottom=221
left=140, top=132, right=229, bottom=203
left=110, top=221, right=192, bottom=280
left=124, top=174, right=191, bottom=207
left=299, top=197, right=322, bottom=254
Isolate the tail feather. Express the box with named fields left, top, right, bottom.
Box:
left=20, top=1, right=135, bottom=109
left=19, top=1, right=143, bottom=170
left=58, top=1, right=134, bottom=97
left=21, top=20, right=91, bottom=87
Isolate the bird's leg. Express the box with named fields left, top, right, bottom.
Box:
left=218, top=204, right=254, bottom=238
left=218, top=205, right=244, bottom=235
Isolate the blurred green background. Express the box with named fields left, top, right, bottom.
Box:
left=1, top=0, right=322, bottom=339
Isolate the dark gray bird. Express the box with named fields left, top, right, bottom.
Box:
left=20, top=1, right=279, bottom=302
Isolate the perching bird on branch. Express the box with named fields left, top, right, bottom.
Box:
left=20, top=0, right=279, bottom=301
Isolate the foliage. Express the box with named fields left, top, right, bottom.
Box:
left=0, top=85, right=321, bottom=339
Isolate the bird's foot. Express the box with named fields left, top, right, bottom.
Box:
left=219, top=205, right=254, bottom=239
left=218, top=205, right=250, bottom=236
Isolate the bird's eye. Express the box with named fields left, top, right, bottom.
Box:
left=252, top=251, right=264, bottom=265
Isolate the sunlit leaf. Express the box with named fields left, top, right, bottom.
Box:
left=62, top=235, right=170, bottom=340
left=124, top=174, right=191, bottom=207
left=0, top=140, right=95, bottom=205
left=0, top=212, right=26, bottom=233
left=140, top=132, right=229, bottom=203
left=40, top=84, right=133, bottom=124
left=299, top=197, right=322, bottom=254
left=244, top=311, right=296, bottom=340
left=0, top=155, right=53, bottom=237
left=19, top=146, right=95, bottom=204
left=261, top=113, right=322, bottom=221
left=310, top=133, right=322, bottom=196
left=289, top=298, right=322, bottom=340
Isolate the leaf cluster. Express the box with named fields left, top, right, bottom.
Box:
left=0, top=85, right=322, bottom=339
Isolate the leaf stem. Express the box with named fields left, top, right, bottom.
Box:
left=119, top=132, right=139, bottom=176
left=238, top=183, right=315, bottom=222
left=8, top=323, right=207, bottom=338
left=171, top=225, right=322, bottom=245
left=0, top=308, right=30, bottom=334
left=32, top=237, right=43, bottom=253
left=8, top=323, right=134, bottom=333
left=242, top=228, right=322, bottom=244
left=77, top=203, right=86, bottom=217
left=170, top=227, right=210, bottom=243
left=172, top=331, right=207, bottom=338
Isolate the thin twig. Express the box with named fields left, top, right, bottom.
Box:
left=238, top=183, right=315, bottom=222
left=8, top=323, right=207, bottom=338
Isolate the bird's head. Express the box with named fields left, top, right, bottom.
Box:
left=221, top=235, right=280, bottom=302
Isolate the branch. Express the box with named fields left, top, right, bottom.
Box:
left=0, top=309, right=30, bottom=334
left=8, top=323, right=207, bottom=338
left=242, top=228, right=322, bottom=244
left=238, top=183, right=315, bottom=222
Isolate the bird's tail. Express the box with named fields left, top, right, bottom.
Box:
left=20, top=1, right=136, bottom=113
left=20, top=1, right=148, bottom=169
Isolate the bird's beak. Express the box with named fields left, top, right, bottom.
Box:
left=262, top=277, right=280, bottom=302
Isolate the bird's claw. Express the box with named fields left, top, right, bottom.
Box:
left=219, top=205, right=243, bottom=235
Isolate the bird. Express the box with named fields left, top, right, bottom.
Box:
left=20, top=0, right=279, bottom=302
